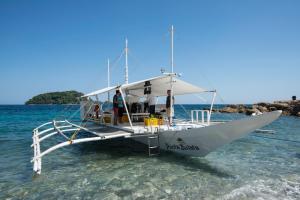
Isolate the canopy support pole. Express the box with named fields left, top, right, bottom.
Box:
left=208, top=91, right=217, bottom=125
left=95, top=94, right=99, bottom=103
left=95, top=95, right=101, bottom=120
left=119, top=88, right=133, bottom=130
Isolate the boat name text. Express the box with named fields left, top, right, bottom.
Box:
left=165, top=143, right=200, bottom=151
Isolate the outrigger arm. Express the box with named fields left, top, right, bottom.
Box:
left=31, top=120, right=132, bottom=174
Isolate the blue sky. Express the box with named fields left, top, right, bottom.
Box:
left=0, top=0, right=299, bottom=104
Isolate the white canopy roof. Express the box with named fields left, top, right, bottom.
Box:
left=121, top=75, right=208, bottom=96
left=82, top=86, right=117, bottom=97
left=82, top=75, right=210, bottom=98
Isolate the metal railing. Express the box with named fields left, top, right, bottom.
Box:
left=191, top=110, right=211, bottom=125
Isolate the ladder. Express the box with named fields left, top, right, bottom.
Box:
left=148, top=134, right=160, bottom=156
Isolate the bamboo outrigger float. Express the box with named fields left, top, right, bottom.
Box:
left=31, top=26, right=282, bottom=174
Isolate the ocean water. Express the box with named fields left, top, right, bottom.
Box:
left=0, top=105, right=299, bottom=200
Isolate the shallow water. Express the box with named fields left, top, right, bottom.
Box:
left=0, top=105, right=299, bottom=199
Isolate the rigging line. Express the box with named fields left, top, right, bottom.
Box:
left=191, top=93, right=213, bottom=115
left=70, top=102, right=95, bottom=140
left=66, top=107, right=81, bottom=121
left=194, top=69, right=228, bottom=104
left=93, top=50, right=123, bottom=88
left=109, top=49, right=125, bottom=70
left=84, top=49, right=125, bottom=93
left=178, top=103, right=191, bottom=120
left=69, top=101, right=91, bottom=132
left=108, top=49, right=126, bottom=85
left=205, top=91, right=236, bottom=122
left=125, top=39, right=174, bottom=80
left=58, top=104, right=75, bottom=117
left=89, top=49, right=124, bottom=82
left=192, top=94, right=209, bottom=103
left=251, top=134, right=300, bottom=144
left=197, top=73, right=235, bottom=120
left=54, top=104, right=76, bottom=121
left=127, top=49, right=150, bottom=73
left=66, top=100, right=90, bottom=121
left=196, top=70, right=216, bottom=92
left=192, top=92, right=235, bottom=122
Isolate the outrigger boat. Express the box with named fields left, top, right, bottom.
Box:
left=31, top=26, right=282, bottom=174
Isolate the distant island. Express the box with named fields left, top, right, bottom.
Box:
left=25, top=91, right=84, bottom=105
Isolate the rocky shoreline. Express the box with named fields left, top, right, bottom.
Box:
left=214, top=100, right=300, bottom=117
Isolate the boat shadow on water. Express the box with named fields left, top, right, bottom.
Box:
left=68, top=137, right=233, bottom=178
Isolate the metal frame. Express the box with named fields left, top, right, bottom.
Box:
left=208, top=91, right=217, bottom=125
left=191, top=110, right=211, bottom=125
left=119, top=87, right=133, bottom=129
left=31, top=119, right=161, bottom=174
left=31, top=120, right=132, bottom=174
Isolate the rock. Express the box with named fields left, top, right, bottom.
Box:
left=245, top=109, right=256, bottom=115
left=274, top=100, right=300, bottom=105
left=220, top=107, right=238, bottom=113
left=238, top=108, right=246, bottom=113
left=271, top=103, right=290, bottom=111
left=269, top=107, right=277, bottom=111
left=256, top=102, right=270, bottom=107
left=216, top=100, right=300, bottom=117
left=291, top=104, right=300, bottom=116
left=257, top=106, right=269, bottom=112
left=228, top=104, right=238, bottom=109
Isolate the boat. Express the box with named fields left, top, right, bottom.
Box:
left=31, top=26, right=282, bottom=174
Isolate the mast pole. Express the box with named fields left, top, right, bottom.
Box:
left=171, top=25, right=174, bottom=73
left=125, top=38, right=129, bottom=84
left=170, top=25, right=174, bottom=125
left=107, top=58, right=110, bottom=102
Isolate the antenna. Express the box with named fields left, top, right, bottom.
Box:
left=125, top=38, right=129, bottom=84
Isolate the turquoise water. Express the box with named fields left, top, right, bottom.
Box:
left=0, top=105, right=299, bottom=199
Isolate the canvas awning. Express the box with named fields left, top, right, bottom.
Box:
left=82, top=86, right=118, bottom=97
left=121, top=75, right=208, bottom=96
left=82, top=75, right=210, bottom=98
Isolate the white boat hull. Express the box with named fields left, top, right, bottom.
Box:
left=133, top=111, right=282, bottom=156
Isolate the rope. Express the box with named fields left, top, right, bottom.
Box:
left=177, top=104, right=191, bottom=120
left=66, top=106, right=82, bottom=121
left=69, top=101, right=95, bottom=141
left=127, top=50, right=150, bottom=75
left=193, top=70, right=237, bottom=121
left=54, top=104, right=76, bottom=121
left=66, top=100, right=91, bottom=121
left=43, top=48, right=126, bottom=142
left=110, top=49, right=125, bottom=70
left=192, top=94, right=209, bottom=103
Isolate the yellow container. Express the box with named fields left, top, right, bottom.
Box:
left=122, top=115, right=129, bottom=123
left=144, top=117, right=159, bottom=126
left=158, top=118, right=164, bottom=125
left=104, top=116, right=111, bottom=123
